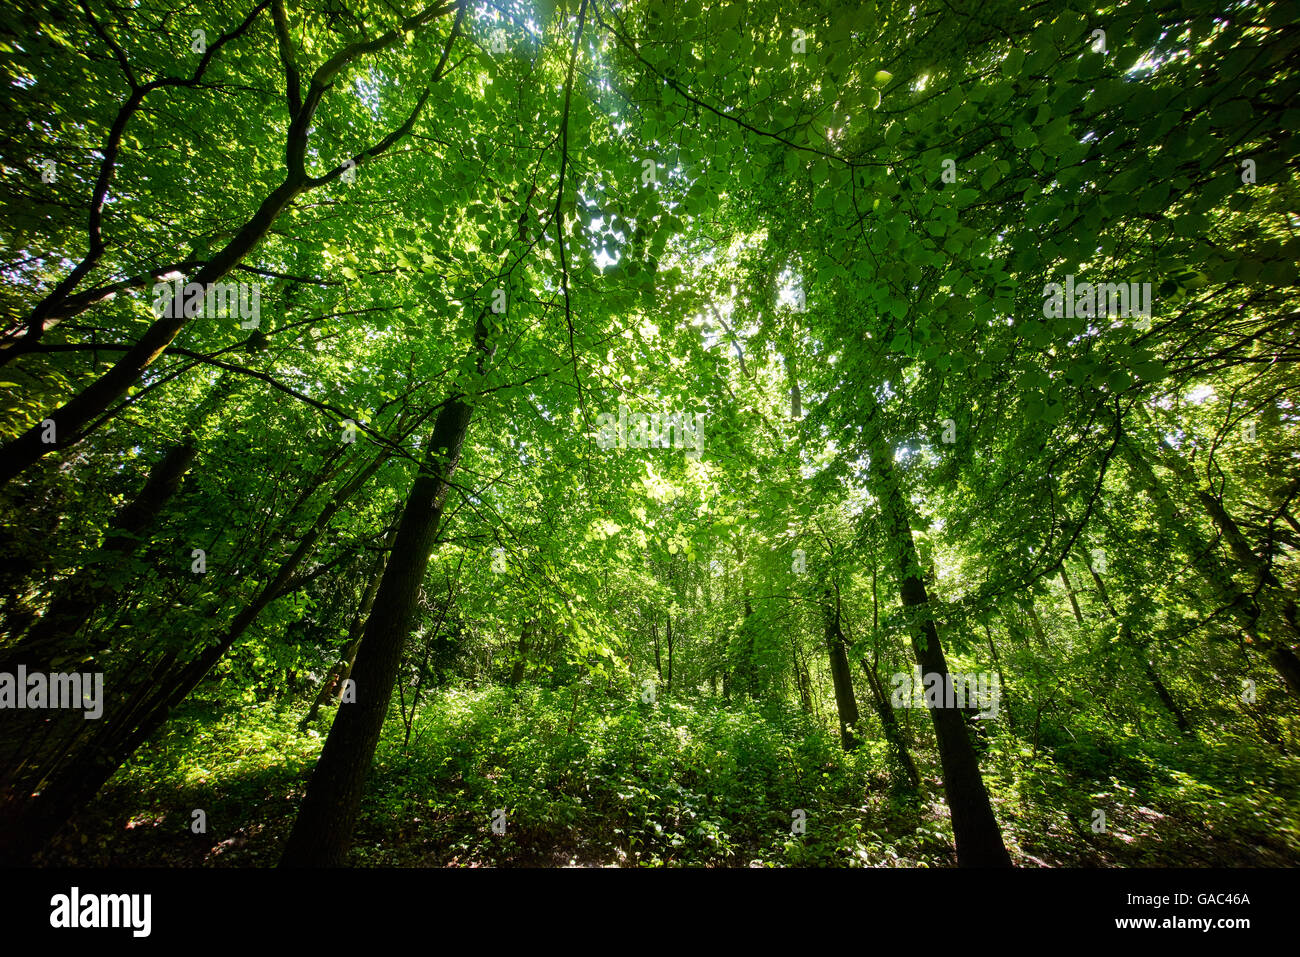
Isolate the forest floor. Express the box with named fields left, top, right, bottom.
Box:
left=35, top=685, right=1300, bottom=868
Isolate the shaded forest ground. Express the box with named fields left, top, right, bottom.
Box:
left=33, top=686, right=1300, bottom=867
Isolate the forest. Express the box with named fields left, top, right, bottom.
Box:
left=0, top=0, right=1297, bottom=873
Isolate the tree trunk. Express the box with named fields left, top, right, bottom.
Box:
left=0, top=437, right=198, bottom=673
left=0, top=180, right=305, bottom=488
left=822, top=588, right=860, bottom=752
left=982, top=621, right=1017, bottom=736
left=786, top=347, right=801, bottom=420
left=1024, top=601, right=1049, bottom=648
left=280, top=320, right=490, bottom=867
left=1268, top=645, right=1300, bottom=697
left=871, top=435, right=1011, bottom=866
left=509, top=621, right=532, bottom=687
left=0, top=442, right=389, bottom=864
left=1121, top=437, right=1300, bottom=700
left=1059, top=566, right=1084, bottom=624
left=792, top=634, right=812, bottom=714
left=665, top=614, right=673, bottom=696
left=299, top=538, right=392, bottom=731
left=858, top=654, right=920, bottom=789
left=1083, top=558, right=1190, bottom=732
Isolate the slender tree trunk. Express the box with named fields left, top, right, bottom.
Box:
left=0, top=441, right=388, bottom=864
left=857, top=537, right=918, bottom=782
left=0, top=437, right=198, bottom=673
left=871, top=435, right=1011, bottom=866
left=786, top=347, right=801, bottom=420
left=302, top=638, right=361, bottom=728
left=1143, top=660, right=1189, bottom=731
left=400, top=615, right=443, bottom=753
left=857, top=654, right=920, bottom=789
left=299, top=539, right=392, bottom=730
left=1084, top=558, right=1190, bottom=732
left=823, top=587, right=860, bottom=752
left=665, top=614, right=673, bottom=696
left=566, top=679, right=581, bottom=734
left=742, top=595, right=757, bottom=698
left=280, top=320, right=490, bottom=867
left=982, top=621, right=1017, bottom=736
left=792, top=634, right=812, bottom=714
left=1059, top=566, right=1084, bottom=624
left=1024, top=601, right=1049, bottom=649
left=509, top=621, right=532, bottom=687
left=1121, top=437, right=1300, bottom=699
